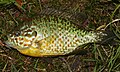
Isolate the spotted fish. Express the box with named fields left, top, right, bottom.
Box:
left=4, top=9, right=116, bottom=57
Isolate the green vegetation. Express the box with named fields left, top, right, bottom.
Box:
left=0, top=0, right=120, bottom=72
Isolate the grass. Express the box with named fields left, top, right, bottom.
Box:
left=0, top=0, right=120, bottom=72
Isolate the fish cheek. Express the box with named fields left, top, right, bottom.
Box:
left=35, top=40, right=44, bottom=49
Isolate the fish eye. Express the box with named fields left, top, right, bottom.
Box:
left=15, top=32, right=21, bottom=36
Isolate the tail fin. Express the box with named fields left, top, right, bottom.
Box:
left=100, top=30, right=119, bottom=45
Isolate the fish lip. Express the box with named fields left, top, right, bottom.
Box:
left=4, top=40, right=31, bottom=50
left=4, top=41, right=13, bottom=48
left=4, top=41, right=18, bottom=49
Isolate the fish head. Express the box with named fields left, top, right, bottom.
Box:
left=4, top=25, right=38, bottom=50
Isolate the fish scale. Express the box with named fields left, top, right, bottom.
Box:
left=4, top=9, right=113, bottom=57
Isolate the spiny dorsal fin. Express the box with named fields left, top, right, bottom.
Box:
left=10, top=8, right=88, bottom=33
left=39, top=8, right=88, bottom=27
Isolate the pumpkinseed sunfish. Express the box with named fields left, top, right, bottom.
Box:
left=4, top=9, right=116, bottom=57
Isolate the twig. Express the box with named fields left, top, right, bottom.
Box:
left=8, top=10, right=19, bottom=25
left=60, top=58, right=73, bottom=72
left=103, top=19, right=120, bottom=30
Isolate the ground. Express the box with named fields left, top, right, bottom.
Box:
left=0, top=0, right=120, bottom=72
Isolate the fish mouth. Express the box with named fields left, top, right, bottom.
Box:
left=4, top=41, right=13, bottom=48
left=4, top=41, right=19, bottom=50
left=4, top=40, right=30, bottom=50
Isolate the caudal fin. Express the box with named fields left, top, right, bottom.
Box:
left=100, top=30, right=119, bottom=45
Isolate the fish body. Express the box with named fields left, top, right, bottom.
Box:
left=4, top=9, right=109, bottom=57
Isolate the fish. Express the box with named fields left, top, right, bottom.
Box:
left=4, top=8, right=116, bottom=57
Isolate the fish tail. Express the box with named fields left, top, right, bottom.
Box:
left=100, top=30, right=118, bottom=45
